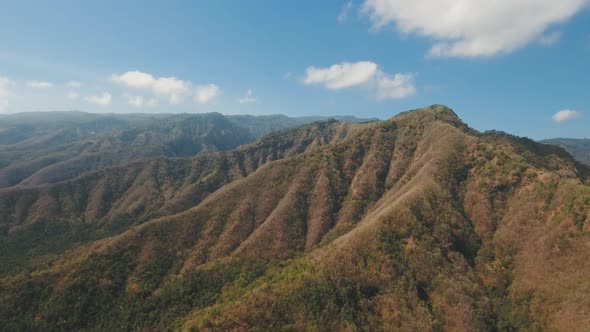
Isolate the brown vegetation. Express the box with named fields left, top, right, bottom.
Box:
left=1, top=105, right=588, bottom=331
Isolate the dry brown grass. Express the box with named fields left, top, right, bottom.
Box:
left=2, top=105, right=589, bottom=331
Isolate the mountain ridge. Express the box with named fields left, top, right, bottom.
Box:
left=0, top=111, right=375, bottom=188
left=541, top=138, right=590, bottom=166
left=0, top=105, right=589, bottom=331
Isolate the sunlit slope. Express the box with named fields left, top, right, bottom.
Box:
left=1, top=105, right=588, bottom=331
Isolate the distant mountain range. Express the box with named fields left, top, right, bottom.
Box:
left=540, top=138, right=590, bottom=165
left=0, top=111, right=376, bottom=188
left=0, top=106, right=588, bottom=331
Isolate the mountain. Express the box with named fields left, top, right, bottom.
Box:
left=226, top=114, right=378, bottom=138
left=1, top=105, right=589, bottom=331
left=0, top=111, right=374, bottom=188
left=0, top=119, right=349, bottom=276
left=541, top=138, right=590, bottom=165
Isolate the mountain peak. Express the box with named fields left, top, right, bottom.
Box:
left=392, top=104, right=456, bottom=119
left=390, top=104, right=466, bottom=129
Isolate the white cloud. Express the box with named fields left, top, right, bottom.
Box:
left=303, top=61, right=416, bottom=100
left=28, top=80, right=53, bottom=89
left=67, top=81, right=82, bottom=88
left=0, top=77, right=14, bottom=113
left=552, top=109, right=582, bottom=123
left=304, top=61, right=378, bottom=90
left=194, top=84, right=220, bottom=104
left=376, top=72, right=416, bottom=100
left=110, top=70, right=155, bottom=89
left=67, top=91, right=79, bottom=100
left=239, top=89, right=257, bottom=104
left=338, top=1, right=353, bottom=23
left=362, top=0, right=589, bottom=57
left=153, top=77, right=190, bottom=104
left=86, top=92, right=112, bottom=106
left=539, top=32, right=562, bottom=46
left=110, top=70, right=191, bottom=104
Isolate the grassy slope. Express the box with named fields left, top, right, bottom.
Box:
left=0, top=120, right=353, bottom=276
left=0, top=113, right=253, bottom=188
left=0, top=106, right=589, bottom=331
left=0, top=112, right=374, bottom=188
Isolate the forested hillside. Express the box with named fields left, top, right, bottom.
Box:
left=0, top=111, right=373, bottom=188
left=1, top=105, right=589, bottom=331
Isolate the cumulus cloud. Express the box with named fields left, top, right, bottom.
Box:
left=110, top=70, right=191, bottom=104
left=110, top=71, right=155, bottom=89
left=28, top=81, right=53, bottom=88
left=303, top=61, right=416, bottom=100
left=86, top=92, right=112, bottom=106
left=552, top=109, right=582, bottom=123
left=0, top=77, right=14, bottom=113
left=304, top=61, right=378, bottom=90
left=361, top=0, right=589, bottom=57
left=194, top=84, right=220, bottom=104
left=239, top=89, right=257, bottom=104
left=67, top=91, right=79, bottom=100
left=153, top=77, right=191, bottom=104
left=67, top=81, right=82, bottom=88
left=375, top=72, right=416, bottom=100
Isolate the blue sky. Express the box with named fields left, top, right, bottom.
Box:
left=0, top=0, right=589, bottom=139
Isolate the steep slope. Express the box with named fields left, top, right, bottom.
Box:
left=0, top=113, right=252, bottom=188
left=541, top=138, right=590, bottom=165
left=191, top=124, right=589, bottom=331
left=0, top=105, right=589, bottom=331
left=0, top=120, right=353, bottom=275
left=0, top=112, right=146, bottom=185
left=0, top=112, right=374, bottom=188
